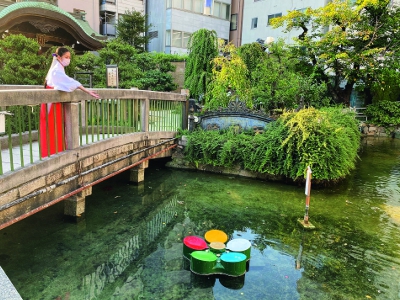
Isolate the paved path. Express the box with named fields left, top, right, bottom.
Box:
left=0, top=266, right=22, bottom=300
left=1, top=134, right=102, bottom=174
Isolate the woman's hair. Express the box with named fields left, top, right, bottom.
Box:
left=55, top=47, right=70, bottom=58
left=44, top=47, right=70, bottom=87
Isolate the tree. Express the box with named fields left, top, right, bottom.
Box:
left=271, top=0, right=400, bottom=105
left=0, top=34, right=46, bottom=85
left=115, top=10, right=152, bottom=51
left=132, top=52, right=178, bottom=91
left=248, top=40, right=330, bottom=110
left=76, top=39, right=178, bottom=91
left=184, top=28, right=219, bottom=102
left=369, top=67, right=400, bottom=103
left=205, top=40, right=329, bottom=111
left=206, top=43, right=252, bottom=109
left=237, top=42, right=267, bottom=84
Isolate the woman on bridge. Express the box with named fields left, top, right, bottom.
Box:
left=40, top=47, right=100, bottom=157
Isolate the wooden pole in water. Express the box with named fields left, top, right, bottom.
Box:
left=304, top=166, right=312, bottom=223
left=298, top=166, right=315, bottom=229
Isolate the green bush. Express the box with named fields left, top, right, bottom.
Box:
left=365, top=100, right=400, bottom=128
left=184, top=107, right=360, bottom=183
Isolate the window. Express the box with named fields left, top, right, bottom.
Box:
left=183, top=32, right=191, bottom=48
left=251, top=17, right=258, bottom=29
left=212, top=2, right=220, bottom=17
left=230, top=14, right=237, bottom=31
left=168, top=30, right=191, bottom=48
left=213, top=2, right=230, bottom=20
left=172, top=0, right=183, bottom=8
left=165, top=30, right=171, bottom=46
left=148, top=31, right=158, bottom=39
left=267, top=13, right=282, bottom=25
left=220, top=3, right=229, bottom=20
left=172, top=31, right=182, bottom=47
left=193, top=0, right=203, bottom=13
left=184, top=0, right=192, bottom=10
left=168, top=0, right=229, bottom=19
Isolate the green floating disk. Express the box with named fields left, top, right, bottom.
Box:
left=297, top=219, right=316, bottom=230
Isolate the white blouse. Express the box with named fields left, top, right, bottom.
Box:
left=46, top=61, right=81, bottom=92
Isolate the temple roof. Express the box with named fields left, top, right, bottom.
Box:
left=0, top=1, right=106, bottom=51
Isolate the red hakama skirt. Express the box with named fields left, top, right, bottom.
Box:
left=40, top=86, right=64, bottom=157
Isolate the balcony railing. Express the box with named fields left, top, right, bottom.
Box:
left=101, top=24, right=116, bottom=36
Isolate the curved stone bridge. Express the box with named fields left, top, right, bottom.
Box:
left=0, top=87, right=188, bottom=230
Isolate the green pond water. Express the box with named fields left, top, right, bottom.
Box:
left=0, top=137, right=400, bottom=300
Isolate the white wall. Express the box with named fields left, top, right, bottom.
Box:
left=147, top=0, right=231, bottom=53
left=241, top=0, right=328, bottom=45
left=171, top=9, right=230, bottom=39
left=59, top=0, right=100, bottom=33
left=118, top=0, right=144, bottom=14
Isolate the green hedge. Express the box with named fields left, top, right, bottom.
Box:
left=184, top=107, right=361, bottom=183
left=365, top=100, right=400, bottom=128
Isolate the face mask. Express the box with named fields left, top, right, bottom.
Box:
left=61, top=58, right=70, bottom=67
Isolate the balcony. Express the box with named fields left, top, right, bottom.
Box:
left=100, top=0, right=116, bottom=12
left=101, top=24, right=116, bottom=36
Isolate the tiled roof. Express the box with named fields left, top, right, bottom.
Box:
left=0, top=1, right=104, bottom=41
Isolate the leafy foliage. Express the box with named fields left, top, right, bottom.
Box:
left=184, top=107, right=360, bottom=183
left=206, top=40, right=330, bottom=111
left=115, top=10, right=152, bottom=51
left=271, top=0, right=400, bottom=105
left=250, top=41, right=330, bottom=110
left=369, top=67, right=400, bottom=103
left=75, top=40, right=177, bottom=91
left=184, top=29, right=219, bottom=101
left=365, top=100, right=400, bottom=128
left=0, top=34, right=46, bottom=85
left=237, top=42, right=267, bottom=83
left=206, top=44, right=252, bottom=109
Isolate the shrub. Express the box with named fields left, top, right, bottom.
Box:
left=184, top=107, right=360, bottom=183
left=365, top=100, right=400, bottom=129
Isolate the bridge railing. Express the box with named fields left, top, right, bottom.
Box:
left=0, top=88, right=188, bottom=175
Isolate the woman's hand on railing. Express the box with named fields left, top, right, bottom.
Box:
left=88, top=90, right=100, bottom=99
left=79, top=85, right=100, bottom=99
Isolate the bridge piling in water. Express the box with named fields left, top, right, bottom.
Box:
left=64, top=187, right=92, bottom=217
left=130, top=160, right=149, bottom=183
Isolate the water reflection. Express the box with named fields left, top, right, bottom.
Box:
left=82, top=197, right=178, bottom=299
left=0, top=138, right=399, bottom=299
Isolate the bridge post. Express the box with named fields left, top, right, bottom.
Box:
left=64, top=187, right=92, bottom=217
left=129, top=160, right=148, bottom=183
left=64, top=102, right=80, bottom=149
left=181, top=89, right=189, bottom=130
left=141, top=98, right=149, bottom=132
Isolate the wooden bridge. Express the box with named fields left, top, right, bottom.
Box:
left=0, top=87, right=188, bottom=231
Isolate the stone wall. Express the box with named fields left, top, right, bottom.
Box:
left=360, top=122, right=400, bottom=138
left=171, top=61, right=185, bottom=93
left=166, top=136, right=282, bottom=182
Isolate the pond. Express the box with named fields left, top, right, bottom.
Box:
left=0, top=137, right=399, bottom=300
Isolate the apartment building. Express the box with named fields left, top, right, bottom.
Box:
left=229, top=0, right=243, bottom=47
left=146, top=0, right=232, bottom=54
left=98, top=0, right=144, bottom=36
left=241, top=0, right=330, bottom=45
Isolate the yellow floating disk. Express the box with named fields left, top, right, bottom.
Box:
left=205, top=229, right=228, bottom=243
left=209, top=241, right=226, bottom=253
